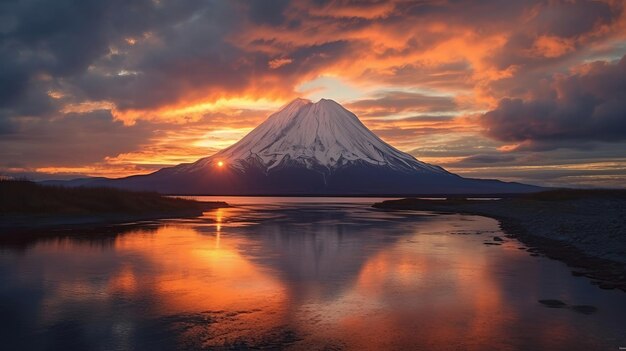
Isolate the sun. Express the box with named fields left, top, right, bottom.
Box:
left=217, top=161, right=224, bottom=167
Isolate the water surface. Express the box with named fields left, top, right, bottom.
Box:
left=1, top=198, right=625, bottom=350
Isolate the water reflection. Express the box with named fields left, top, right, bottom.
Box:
left=0, top=202, right=625, bottom=350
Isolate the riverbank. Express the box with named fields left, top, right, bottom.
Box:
left=0, top=179, right=228, bottom=234
left=373, top=190, right=626, bottom=292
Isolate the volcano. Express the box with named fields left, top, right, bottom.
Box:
left=61, top=98, right=539, bottom=195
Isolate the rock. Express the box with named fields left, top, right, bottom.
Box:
left=570, top=305, right=598, bottom=315
left=374, top=194, right=626, bottom=294
left=539, top=299, right=567, bottom=308
left=598, top=282, right=616, bottom=290
left=539, top=300, right=598, bottom=315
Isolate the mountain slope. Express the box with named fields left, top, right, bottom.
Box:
left=178, top=98, right=447, bottom=175
left=56, top=98, right=541, bottom=195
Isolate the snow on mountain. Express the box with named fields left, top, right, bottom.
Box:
left=55, top=97, right=540, bottom=195
left=179, top=98, right=448, bottom=175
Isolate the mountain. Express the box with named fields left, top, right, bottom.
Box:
left=180, top=98, right=448, bottom=176
left=55, top=98, right=540, bottom=195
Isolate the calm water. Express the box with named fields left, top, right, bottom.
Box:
left=1, top=197, right=625, bottom=350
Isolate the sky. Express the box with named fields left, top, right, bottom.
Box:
left=1, top=0, right=626, bottom=188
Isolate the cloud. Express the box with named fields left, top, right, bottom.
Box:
left=347, top=91, right=457, bottom=117
left=455, top=154, right=518, bottom=165
left=3, top=0, right=624, bottom=122
left=0, top=0, right=625, bottom=186
left=435, top=146, right=626, bottom=188
left=0, top=117, right=16, bottom=135
left=0, top=0, right=207, bottom=108
left=0, top=110, right=155, bottom=168
left=533, top=0, right=616, bottom=39
left=488, top=1, right=619, bottom=70
left=302, top=0, right=397, bottom=19
left=481, top=55, right=626, bottom=150
left=268, top=57, right=293, bottom=69
left=359, top=61, right=474, bottom=90
left=244, top=0, right=292, bottom=25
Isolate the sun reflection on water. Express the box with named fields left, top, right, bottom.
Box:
left=2, top=205, right=625, bottom=350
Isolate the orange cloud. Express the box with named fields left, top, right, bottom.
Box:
left=4, top=0, right=626, bottom=186
left=268, top=57, right=293, bottom=69
left=530, top=35, right=575, bottom=58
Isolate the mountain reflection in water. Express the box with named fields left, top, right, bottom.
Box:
left=1, top=199, right=625, bottom=350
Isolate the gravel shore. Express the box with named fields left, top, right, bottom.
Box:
left=373, top=194, right=626, bottom=292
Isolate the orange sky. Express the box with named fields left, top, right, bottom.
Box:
left=1, top=0, right=626, bottom=187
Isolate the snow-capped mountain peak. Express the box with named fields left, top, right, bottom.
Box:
left=182, top=98, right=448, bottom=175
left=58, top=98, right=540, bottom=195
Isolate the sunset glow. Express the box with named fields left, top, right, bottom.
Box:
left=3, top=3, right=626, bottom=349
left=9, top=206, right=618, bottom=349
left=1, top=0, right=625, bottom=187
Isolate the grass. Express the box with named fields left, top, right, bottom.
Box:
left=0, top=179, right=212, bottom=215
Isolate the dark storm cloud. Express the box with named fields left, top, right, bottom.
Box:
left=0, top=0, right=210, bottom=111
left=0, top=0, right=367, bottom=173
left=0, top=117, right=16, bottom=135
left=78, top=39, right=355, bottom=111
left=56, top=4, right=359, bottom=112
left=245, top=0, right=291, bottom=25
left=534, top=0, right=616, bottom=38
left=1, top=0, right=622, bottom=117
left=73, top=1, right=259, bottom=111
left=399, top=0, right=532, bottom=23
left=489, top=0, right=620, bottom=70
left=0, top=59, right=28, bottom=107
left=0, top=0, right=256, bottom=170
left=481, top=55, right=626, bottom=150
left=280, top=40, right=356, bottom=74
left=452, top=166, right=626, bottom=188
left=434, top=145, right=626, bottom=188
left=0, top=0, right=625, bottom=186
left=0, top=110, right=155, bottom=168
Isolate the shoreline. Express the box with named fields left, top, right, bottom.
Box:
left=0, top=201, right=229, bottom=239
left=373, top=197, right=626, bottom=292
left=0, top=180, right=230, bottom=240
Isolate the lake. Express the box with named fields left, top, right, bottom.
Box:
left=1, top=197, right=625, bottom=350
